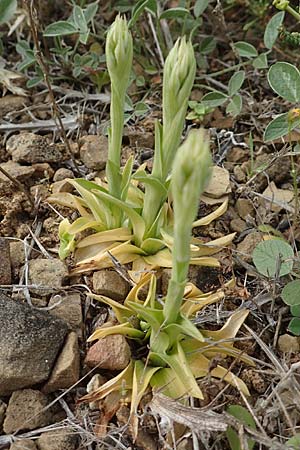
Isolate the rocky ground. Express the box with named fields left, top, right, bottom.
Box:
left=1, top=1, right=300, bottom=450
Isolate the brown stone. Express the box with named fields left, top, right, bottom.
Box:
left=53, top=168, right=74, bottom=182
left=236, top=198, right=255, bottom=220
left=28, top=258, right=68, bottom=295
left=278, top=334, right=300, bottom=353
left=236, top=232, right=263, bottom=263
left=42, top=332, right=80, bottom=393
left=0, top=238, right=11, bottom=284
left=93, top=270, right=129, bottom=302
left=9, top=439, right=37, bottom=450
left=79, top=135, right=108, bottom=170
left=230, top=218, right=247, bottom=233
left=85, top=334, right=131, bottom=371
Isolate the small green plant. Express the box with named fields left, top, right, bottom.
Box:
left=253, top=239, right=300, bottom=335
left=81, top=129, right=253, bottom=436
left=51, top=16, right=234, bottom=279
left=16, top=2, right=104, bottom=88
left=226, top=405, right=256, bottom=450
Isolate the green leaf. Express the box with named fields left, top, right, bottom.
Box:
left=286, top=434, right=300, bottom=449
left=194, top=0, right=209, bottom=17
left=264, top=11, right=285, bottom=49
left=281, top=280, right=300, bottom=306
left=129, top=0, right=157, bottom=27
left=228, top=71, right=245, bottom=96
left=252, top=52, right=268, bottom=69
left=226, top=94, right=242, bottom=117
left=0, top=0, right=17, bottom=24
left=44, top=21, right=78, bottom=37
left=233, top=41, right=258, bottom=58
left=268, top=62, right=300, bottom=102
left=226, top=405, right=256, bottom=450
left=134, top=101, right=150, bottom=116
left=252, top=239, right=294, bottom=278
left=84, top=1, right=98, bottom=23
left=201, top=91, right=228, bottom=107
left=288, top=317, right=300, bottom=336
left=73, top=5, right=88, bottom=34
left=291, top=304, right=300, bottom=317
left=264, top=112, right=300, bottom=142
left=159, top=7, right=191, bottom=20
left=199, top=36, right=216, bottom=55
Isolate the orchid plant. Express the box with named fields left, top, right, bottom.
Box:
left=80, top=130, right=253, bottom=437
left=49, top=16, right=234, bottom=280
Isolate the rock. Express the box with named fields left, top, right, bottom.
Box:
left=9, top=439, right=37, bottom=450
left=3, top=389, right=53, bottom=433
left=0, top=238, right=11, bottom=284
left=0, top=95, right=30, bottom=118
left=236, top=232, right=263, bottom=263
left=28, top=258, right=68, bottom=296
left=93, top=270, right=129, bottom=302
left=32, top=163, right=54, bottom=180
left=51, top=180, right=74, bottom=194
left=85, top=334, right=131, bottom=371
left=236, top=198, right=255, bottom=220
left=48, top=293, right=83, bottom=332
left=87, top=374, right=106, bottom=409
left=226, top=147, right=248, bottom=163
left=233, top=165, right=247, bottom=183
left=37, top=428, right=78, bottom=450
left=30, top=184, right=50, bottom=201
left=230, top=218, right=247, bottom=233
left=0, top=399, right=6, bottom=431
left=53, top=168, right=74, bottom=182
left=128, top=131, right=154, bottom=149
left=6, top=133, right=63, bottom=164
left=0, top=293, right=68, bottom=395
left=79, top=135, right=108, bottom=170
left=204, top=166, right=231, bottom=198
left=261, top=182, right=294, bottom=213
left=0, top=161, right=35, bottom=182
left=42, top=332, right=80, bottom=393
left=278, top=334, right=300, bottom=353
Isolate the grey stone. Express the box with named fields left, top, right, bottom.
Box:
left=0, top=293, right=68, bottom=395
left=0, top=161, right=35, bottom=182
left=37, top=428, right=78, bottom=450
left=48, top=293, right=83, bottom=332
left=3, top=389, right=53, bottom=433
left=6, top=133, right=63, bottom=164
left=28, top=258, right=68, bottom=296
left=53, top=168, right=74, bottom=182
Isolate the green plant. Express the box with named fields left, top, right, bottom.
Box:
left=16, top=2, right=104, bottom=88
left=80, top=129, right=253, bottom=436
left=226, top=405, right=256, bottom=450
left=253, top=239, right=300, bottom=335
left=50, top=16, right=234, bottom=279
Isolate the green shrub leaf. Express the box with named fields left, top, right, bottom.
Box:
left=264, top=11, right=285, bottom=49
left=0, top=0, right=17, bottom=24
left=228, top=71, right=245, bottom=96
left=281, top=280, right=300, bottom=306
left=286, top=434, right=300, bottom=449
left=288, top=318, right=300, bottom=336
left=264, top=112, right=300, bottom=142
left=44, top=21, right=78, bottom=37
left=226, top=94, right=242, bottom=117
left=233, top=41, right=258, bottom=58
left=159, top=7, right=191, bottom=20
left=268, top=62, right=300, bottom=102
left=226, top=405, right=256, bottom=450
left=194, top=0, right=209, bottom=17
left=201, top=91, right=228, bottom=107
left=252, top=239, right=294, bottom=277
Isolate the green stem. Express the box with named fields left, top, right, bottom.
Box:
left=286, top=4, right=300, bottom=21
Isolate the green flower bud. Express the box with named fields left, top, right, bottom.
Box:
left=106, top=15, right=133, bottom=94
left=161, top=37, right=196, bottom=180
